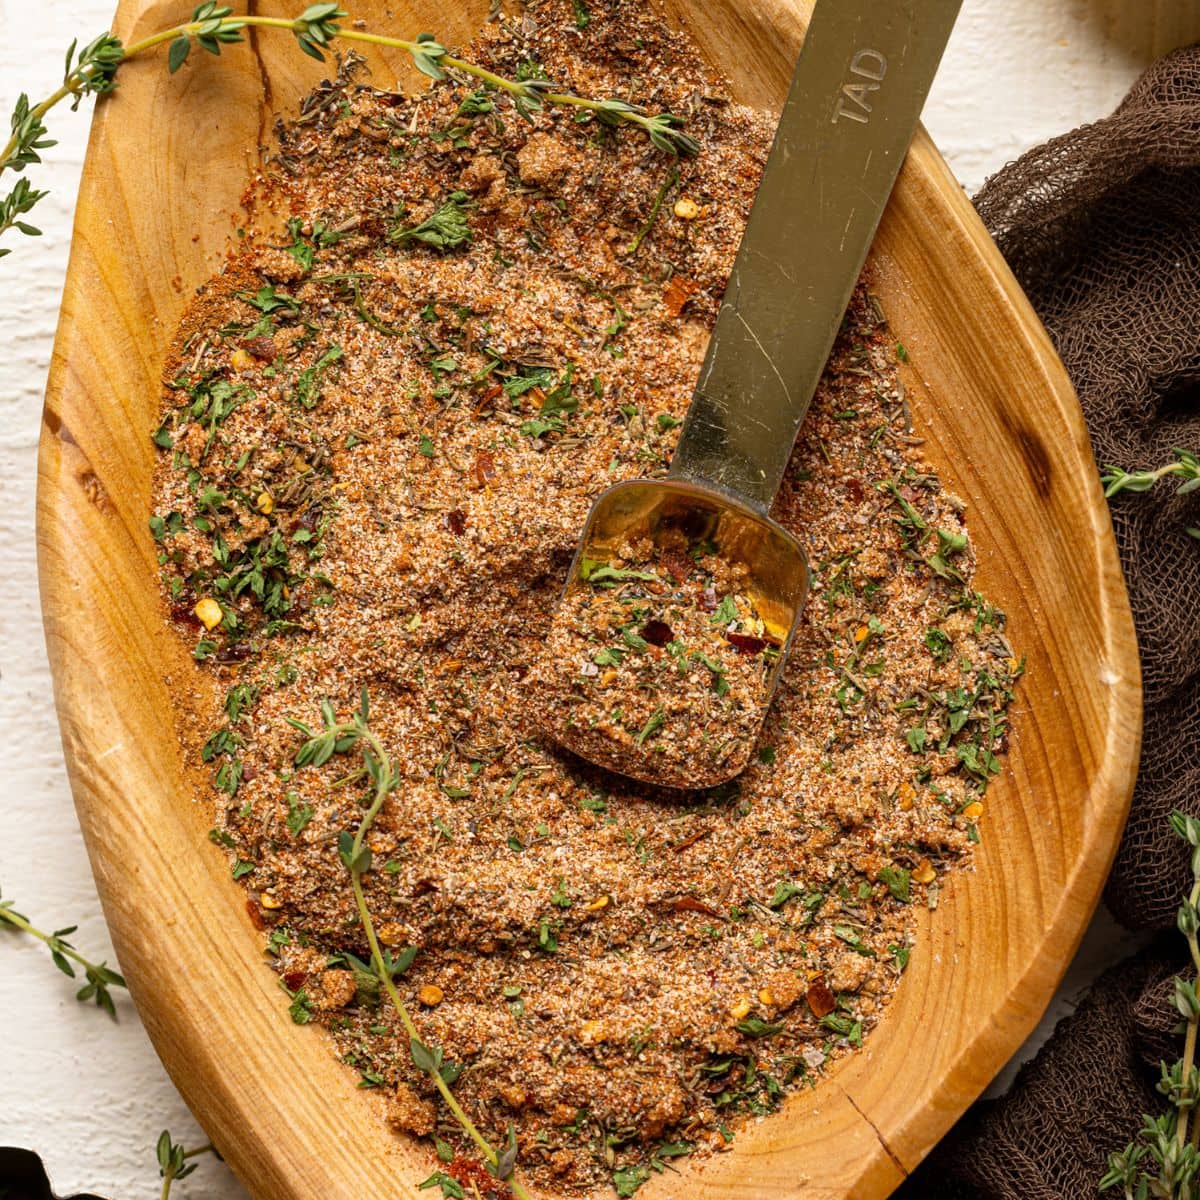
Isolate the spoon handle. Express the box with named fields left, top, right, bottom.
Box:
left=669, top=0, right=962, bottom=512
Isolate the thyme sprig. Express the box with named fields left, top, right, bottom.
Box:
left=289, top=691, right=531, bottom=1200
left=157, top=1131, right=217, bottom=1200
left=0, top=2, right=697, bottom=260
left=1101, top=811, right=1200, bottom=1199
left=0, top=889, right=127, bottom=1017
left=1102, top=450, right=1200, bottom=500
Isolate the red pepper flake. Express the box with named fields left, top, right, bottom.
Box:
left=472, top=448, right=497, bottom=489
left=725, top=631, right=768, bottom=656
left=245, top=899, right=267, bottom=931
left=242, top=335, right=277, bottom=360
left=640, top=619, right=674, bottom=647
left=663, top=275, right=699, bottom=318
left=446, top=509, right=467, bottom=536
left=474, top=383, right=504, bottom=416
left=658, top=894, right=723, bottom=919
left=283, top=969, right=307, bottom=990
left=844, top=477, right=865, bottom=503
left=672, top=828, right=711, bottom=853
left=170, top=600, right=202, bottom=629
left=806, top=975, right=836, bottom=1019
left=660, top=550, right=692, bottom=584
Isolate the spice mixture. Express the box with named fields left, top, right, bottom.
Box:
left=150, top=2, right=1022, bottom=1194
left=528, top=529, right=783, bottom=788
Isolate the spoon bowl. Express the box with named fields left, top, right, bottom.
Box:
left=532, top=478, right=809, bottom=788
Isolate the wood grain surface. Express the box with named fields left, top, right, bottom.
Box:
left=36, top=0, right=1141, bottom=1196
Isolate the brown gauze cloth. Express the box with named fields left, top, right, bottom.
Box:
left=892, top=44, right=1200, bottom=1199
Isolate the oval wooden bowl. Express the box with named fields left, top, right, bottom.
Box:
left=37, top=0, right=1141, bottom=1195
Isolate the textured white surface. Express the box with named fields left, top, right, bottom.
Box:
left=1, top=1, right=1192, bottom=1196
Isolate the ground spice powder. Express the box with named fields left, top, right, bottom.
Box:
left=150, top=2, right=1022, bottom=1193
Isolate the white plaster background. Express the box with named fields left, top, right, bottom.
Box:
left=0, top=1, right=1191, bottom=1196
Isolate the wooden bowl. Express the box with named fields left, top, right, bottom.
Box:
left=37, top=0, right=1141, bottom=1195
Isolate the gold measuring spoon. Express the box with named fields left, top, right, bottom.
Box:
left=532, top=0, right=963, bottom=788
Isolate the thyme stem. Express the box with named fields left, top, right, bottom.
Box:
left=293, top=699, right=531, bottom=1199
left=1101, top=813, right=1200, bottom=1197
left=0, top=894, right=127, bottom=1017
left=0, top=905, right=93, bottom=970
left=0, top=4, right=697, bottom=260
left=160, top=1143, right=213, bottom=1200
left=1181, top=874, right=1200, bottom=1150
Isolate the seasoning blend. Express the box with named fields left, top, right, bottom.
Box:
left=150, top=1, right=1018, bottom=1193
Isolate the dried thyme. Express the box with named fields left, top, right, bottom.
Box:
left=0, top=2, right=698, bottom=261
left=0, top=889, right=127, bottom=1018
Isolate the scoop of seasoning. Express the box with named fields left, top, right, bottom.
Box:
left=526, top=520, right=787, bottom=789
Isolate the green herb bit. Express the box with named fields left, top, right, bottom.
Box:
left=735, top=1015, right=784, bottom=1038
left=922, top=626, right=952, bottom=663
left=284, top=215, right=341, bottom=270
left=295, top=344, right=343, bottom=408
left=156, top=1130, right=217, bottom=1199
left=239, top=283, right=299, bottom=316
left=224, top=681, right=259, bottom=722
left=580, top=559, right=659, bottom=585
left=519, top=365, right=579, bottom=438
left=536, top=917, right=560, bottom=953
left=0, top=890, right=127, bottom=1017
left=927, top=527, right=968, bottom=581
left=833, top=924, right=875, bottom=957
left=286, top=791, right=314, bottom=835
left=767, top=879, right=804, bottom=910
left=635, top=707, right=665, bottom=747
left=820, top=1011, right=863, bottom=1046
left=417, top=1171, right=465, bottom=1199
left=390, top=191, right=473, bottom=251
left=878, top=865, right=911, bottom=903
left=708, top=595, right=737, bottom=626
left=288, top=987, right=314, bottom=1024
left=352, top=277, right=401, bottom=335
left=627, top=166, right=680, bottom=256
left=883, top=479, right=929, bottom=546
left=612, top=1164, right=651, bottom=1197
left=602, top=300, right=630, bottom=350
left=691, top=649, right=729, bottom=696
